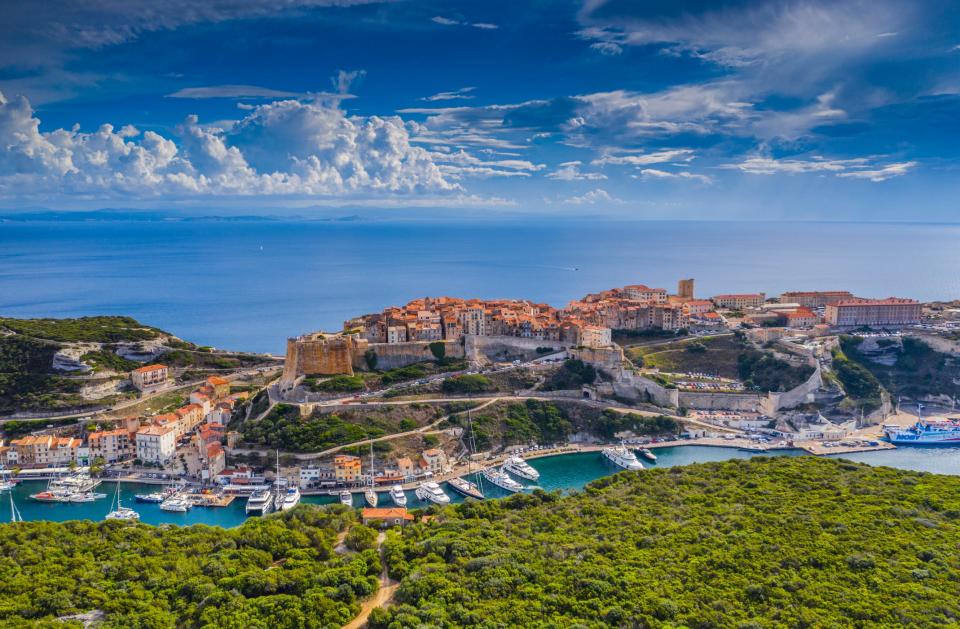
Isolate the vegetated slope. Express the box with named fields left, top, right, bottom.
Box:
left=0, top=506, right=378, bottom=628
left=376, top=457, right=960, bottom=628
left=841, top=335, right=960, bottom=401
left=0, top=335, right=82, bottom=413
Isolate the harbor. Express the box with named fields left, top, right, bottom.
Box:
left=4, top=441, right=960, bottom=527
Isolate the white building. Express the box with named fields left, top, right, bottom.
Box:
left=136, top=424, right=177, bottom=465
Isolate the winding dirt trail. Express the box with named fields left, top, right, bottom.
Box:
left=343, top=532, right=399, bottom=629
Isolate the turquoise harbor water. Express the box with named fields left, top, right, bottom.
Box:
left=3, top=445, right=958, bottom=527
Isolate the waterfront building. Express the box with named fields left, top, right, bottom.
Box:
left=88, top=428, right=134, bottom=463
left=130, top=364, right=169, bottom=392
left=175, top=404, right=205, bottom=434
left=136, top=424, right=177, bottom=465
left=579, top=325, right=612, bottom=348
left=711, top=293, right=766, bottom=309
left=780, top=291, right=855, bottom=308
left=395, top=456, right=415, bottom=478
left=361, top=507, right=414, bottom=528
left=334, top=455, right=362, bottom=483
left=825, top=298, right=921, bottom=327
left=9, top=435, right=82, bottom=467
left=421, top=448, right=449, bottom=474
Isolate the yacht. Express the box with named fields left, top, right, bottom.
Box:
left=602, top=445, right=644, bottom=471
left=160, top=497, right=191, bottom=512
left=68, top=492, right=106, bottom=502
left=245, top=488, right=274, bottom=515
left=280, top=486, right=301, bottom=511
left=339, top=490, right=353, bottom=507
left=364, top=487, right=378, bottom=508
left=447, top=476, right=484, bottom=500
left=638, top=448, right=657, bottom=462
left=0, top=465, right=17, bottom=491
left=135, top=492, right=164, bottom=503
left=415, top=481, right=450, bottom=505
left=390, top=485, right=407, bottom=507
left=50, top=472, right=101, bottom=494
left=481, top=467, right=525, bottom=493
left=105, top=482, right=139, bottom=522
left=503, top=456, right=540, bottom=481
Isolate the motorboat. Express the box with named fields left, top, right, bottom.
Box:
left=29, top=490, right=74, bottom=503
left=245, top=488, right=274, bottom=515
left=339, top=490, right=353, bottom=507
left=49, top=472, right=101, bottom=494
left=68, top=492, right=106, bottom=503
left=364, top=487, right=378, bottom=508
left=280, top=486, right=301, bottom=511
left=638, top=448, right=657, bottom=462
left=415, top=481, right=450, bottom=505
left=503, top=456, right=540, bottom=481
left=602, top=445, right=644, bottom=471
left=481, top=467, right=524, bottom=493
left=135, top=493, right=164, bottom=503
left=160, top=497, right=191, bottom=512
left=390, top=485, right=407, bottom=507
left=447, top=476, right=484, bottom=500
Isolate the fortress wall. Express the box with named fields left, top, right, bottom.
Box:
left=570, top=346, right=625, bottom=371
left=358, top=340, right=465, bottom=371
left=767, top=364, right=823, bottom=412
left=678, top=391, right=766, bottom=411
left=612, top=370, right=679, bottom=408
left=465, top=335, right=566, bottom=363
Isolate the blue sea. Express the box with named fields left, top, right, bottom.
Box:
left=2, top=218, right=959, bottom=353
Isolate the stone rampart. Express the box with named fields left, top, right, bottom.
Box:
left=464, top=335, right=565, bottom=363
left=359, top=341, right=464, bottom=371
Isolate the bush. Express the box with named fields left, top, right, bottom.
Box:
left=345, top=524, right=379, bottom=551
left=442, top=374, right=494, bottom=394
left=308, top=375, right=366, bottom=393
left=542, top=359, right=596, bottom=391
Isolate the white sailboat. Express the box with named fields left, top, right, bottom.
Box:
left=105, top=481, right=139, bottom=521
left=365, top=442, right=378, bottom=507
left=9, top=489, right=22, bottom=523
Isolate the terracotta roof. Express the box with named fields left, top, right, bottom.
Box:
left=362, top=507, right=414, bottom=520
left=132, top=364, right=167, bottom=374
left=206, top=376, right=230, bottom=386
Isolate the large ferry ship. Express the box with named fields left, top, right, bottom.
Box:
left=885, top=417, right=960, bottom=444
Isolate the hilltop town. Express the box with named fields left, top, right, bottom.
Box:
left=4, top=277, right=957, bottom=507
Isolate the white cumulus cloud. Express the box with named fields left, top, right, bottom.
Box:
left=562, top=188, right=622, bottom=205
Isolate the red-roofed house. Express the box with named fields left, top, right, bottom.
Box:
left=130, top=364, right=169, bottom=392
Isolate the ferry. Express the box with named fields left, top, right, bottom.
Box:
left=364, top=487, right=378, bottom=508
left=481, top=467, right=524, bottom=493
left=280, top=486, right=301, bottom=511
left=602, top=445, right=644, bottom=471
left=447, top=476, right=484, bottom=500
left=885, top=417, right=960, bottom=444
left=390, top=485, right=408, bottom=506
left=415, top=481, right=450, bottom=505
left=638, top=448, right=657, bottom=462
left=339, top=490, right=353, bottom=507
left=245, top=488, right=274, bottom=515
left=135, top=493, right=164, bottom=503
left=503, top=456, right=540, bottom=481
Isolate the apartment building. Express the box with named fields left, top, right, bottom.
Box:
left=9, top=435, right=82, bottom=467
left=825, top=298, right=921, bottom=327
left=780, top=291, right=855, bottom=309
left=421, top=448, right=449, bottom=474
left=334, top=454, right=363, bottom=483
left=579, top=325, right=612, bottom=348
left=136, top=424, right=177, bottom=464
left=130, top=364, right=169, bottom=392
left=712, top=293, right=766, bottom=309
left=88, top=428, right=133, bottom=463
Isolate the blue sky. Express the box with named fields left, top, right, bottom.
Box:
left=1, top=0, right=958, bottom=220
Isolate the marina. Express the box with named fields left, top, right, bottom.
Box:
left=2, top=443, right=960, bottom=527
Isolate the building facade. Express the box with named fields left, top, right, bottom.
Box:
left=130, top=364, right=169, bottom=392
left=136, top=424, right=177, bottom=464
left=711, top=293, right=766, bottom=309
left=825, top=298, right=921, bottom=327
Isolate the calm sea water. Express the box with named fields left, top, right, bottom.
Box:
left=3, top=446, right=957, bottom=527
left=2, top=219, right=959, bottom=354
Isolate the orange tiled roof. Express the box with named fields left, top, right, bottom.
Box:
left=362, top=507, right=414, bottom=520
left=132, top=364, right=167, bottom=374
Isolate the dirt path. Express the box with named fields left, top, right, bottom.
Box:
left=343, top=532, right=399, bottom=629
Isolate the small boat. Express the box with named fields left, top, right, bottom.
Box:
left=503, top=456, right=540, bottom=481
left=105, top=482, right=139, bottom=522
left=245, top=488, right=274, bottom=515
left=29, top=490, right=73, bottom=503
left=638, top=448, right=657, bottom=462
left=160, top=497, right=191, bottom=512
left=135, top=493, right=164, bottom=503
left=447, top=476, right=484, bottom=500
left=739, top=445, right=767, bottom=453
left=481, top=467, right=524, bottom=493
left=415, top=481, right=450, bottom=505
left=364, top=487, right=378, bottom=508
left=339, top=490, right=353, bottom=507
left=280, top=486, right=301, bottom=511
left=390, top=485, right=407, bottom=507
left=0, top=481, right=15, bottom=492
left=602, top=445, right=644, bottom=471
left=68, top=492, right=106, bottom=503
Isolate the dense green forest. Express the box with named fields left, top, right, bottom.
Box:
left=374, top=458, right=960, bottom=628
left=0, top=506, right=376, bottom=628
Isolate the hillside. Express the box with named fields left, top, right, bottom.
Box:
left=0, top=506, right=375, bottom=627
left=375, top=457, right=960, bottom=627
left=840, top=335, right=960, bottom=401
left=0, top=316, right=276, bottom=414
